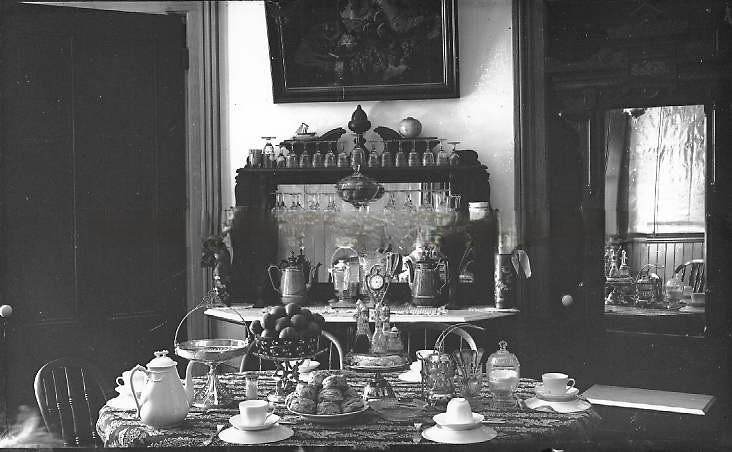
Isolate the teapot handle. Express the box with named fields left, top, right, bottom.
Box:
left=267, top=265, right=282, bottom=295
left=129, top=365, right=149, bottom=419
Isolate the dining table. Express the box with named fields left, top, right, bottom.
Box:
left=96, top=370, right=601, bottom=449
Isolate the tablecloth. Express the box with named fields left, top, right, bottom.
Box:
left=97, top=371, right=601, bottom=448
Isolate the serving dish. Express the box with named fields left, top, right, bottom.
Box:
left=287, top=405, right=369, bottom=424
left=369, top=399, right=426, bottom=422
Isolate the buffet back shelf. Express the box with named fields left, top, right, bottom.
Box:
left=232, top=161, right=496, bottom=305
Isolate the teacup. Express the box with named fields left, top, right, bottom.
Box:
left=238, top=400, right=274, bottom=427
left=689, top=292, right=706, bottom=307
left=116, top=369, right=145, bottom=392
left=445, top=397, right=473, bottom=424
left=409, top=360, right=422, bottom=371
left=416, top=349, right=436, bottom=360
left=541, top=372, right=575, bottom=395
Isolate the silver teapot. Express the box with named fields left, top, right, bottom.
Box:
left=405, top=253, right=448, bottom=306
left=268, top=251, right=320, bottom=305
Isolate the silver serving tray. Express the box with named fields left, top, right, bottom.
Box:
left=175, top=339, right=250, bottom=363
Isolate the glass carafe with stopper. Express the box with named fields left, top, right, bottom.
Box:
left=486, top=340, right=520, bottom=408
left=352, top=300, right=372, bottom=353
left=371, top=301, right=387, bottom=354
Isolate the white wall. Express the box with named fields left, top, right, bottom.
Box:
left=223, top=0, right=515, bottom=220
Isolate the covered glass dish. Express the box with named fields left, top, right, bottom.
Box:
left=334, top=166, right=385, bottom=209
left=486, top=340, right=520, bottom=404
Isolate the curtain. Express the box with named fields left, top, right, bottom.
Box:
left=626, top=105, right=706, bottom=234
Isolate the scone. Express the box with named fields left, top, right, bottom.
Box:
left=318, top=387, right=344, bottom=402
left=341, top=397, right=365, bottom=413
left=288, top=396, right=316, bottom=414
left=309, top=370, right=330, bottom=387
left=321, top=374, right=348, bottom=389
left=295, top=384, right=319, bottom=401
left=316, top=401, right=341, bottom=415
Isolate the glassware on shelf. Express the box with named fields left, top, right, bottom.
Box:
left=337, top=142, right=350, bottom=168
left=289, top=193, right=303, bottom=211
left=419, top=189, right=434, bottom=211
left=367, top=146, right=380, bottom=168
left=383, top=192, right=398, bottom=212
left=422, top=144, right=435, bottom=167
left=324, top=193, right=339, bottom=212
left=407, top=141, right=420, bottom=167
left=395, top=142, right=408, bottom=167
left=312, top=146, right=324, bottom=168
left=299, top=148, right=312, bottom=168
left=486, top=340, right=520, bottom=408
left=436, top=140, right=450, bottom=166
left=249, top=149, right=263, bottom=168
left=276, top=145, right=287, bottom=168
left=381, top=143, right=393, bottom=167
left=272, top=192, right=286, bottom=215
left=447, top=141, right=461, bottom=167
left=403, top=191, right=416, bottom=211
left=285, top=149, right=298, bottom=168
left=305, top=193, right=320, bottom=210
left=351, top=145, right=365, bottom=168
left=262, top=136, right=276, bottom=168
left=448, top=194, right=462, bottom=211
left=324, top=143, right=337, bottom=168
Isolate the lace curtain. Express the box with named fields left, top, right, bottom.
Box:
left=625, top=105, right=706, bottom=234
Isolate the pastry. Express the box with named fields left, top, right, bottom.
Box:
left=342, top=386, right=360, bottom=399
left=316, top=401, right=341, bottom=415
left=341, top=397, right=365, bottom=413
left=318, top=387, right=344, bottom=402
left=309, top=370, right=330, bottom=386
left=348, top=353, right=407, bottom=368
left=295, top=384, right=319, bottom=401
left=321, top=374, right=348, bottom=389
left=288, top=396, right=316, bottom=414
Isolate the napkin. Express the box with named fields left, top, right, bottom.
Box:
left=523, top=397, right=591, bottom=413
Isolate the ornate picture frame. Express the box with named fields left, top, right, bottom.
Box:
left=265, top=0, right=459, bottom=103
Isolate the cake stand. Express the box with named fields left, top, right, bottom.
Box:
left=175, top=338, right=252, bottom=408
left=345, top=354, right=409, bottom=402
left=174, top=289, right=251, bottom=408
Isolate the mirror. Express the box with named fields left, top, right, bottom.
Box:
left=603, top=105, right=706, bottom=334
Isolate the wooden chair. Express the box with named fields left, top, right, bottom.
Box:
left=34, top=357, right=111, bottom=447
left=673, top=259, right=705, bottom=293
left=240, top=330, right=345, bottom=372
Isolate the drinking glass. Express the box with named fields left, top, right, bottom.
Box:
left=324, top=193, right=339, bottom=212
left=403, top=191, right=416, bottom=211
left=436, top=139, right=450, bottom=166
left=449, top=194, right=462, bottom=211
left=384, top=192, right=397, bottom=211
left=448, top=141, right=461, bottom=167
left=420, top=189, right=434, bottom=212
left=306, top=193, right=320, bottom=210
left=289, top=193, right=302, bottom=211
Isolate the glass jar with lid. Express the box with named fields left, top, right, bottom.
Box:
left=486, top=340, right=520, bottom=406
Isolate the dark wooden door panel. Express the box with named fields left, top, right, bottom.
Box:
left=1, top=4, right=187, bottom=411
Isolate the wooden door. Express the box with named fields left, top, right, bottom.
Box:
left=0, top=4, right=187, bottom=413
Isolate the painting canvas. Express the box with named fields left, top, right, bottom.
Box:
left=265, top=0, right=459, bottom=103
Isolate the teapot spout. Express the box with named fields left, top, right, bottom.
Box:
left=183, top=361, right=195, bottom=405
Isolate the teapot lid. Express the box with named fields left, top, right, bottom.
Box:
left=146, top=350, right=177, bottom=368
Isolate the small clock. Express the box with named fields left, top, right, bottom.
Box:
left=367, top=273, right=385, bottom=291
left=365, top=265, right=389, bottom=303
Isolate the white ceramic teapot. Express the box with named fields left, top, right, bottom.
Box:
left=130, top=350, right=194, bottom=427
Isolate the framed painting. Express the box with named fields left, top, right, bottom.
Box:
left=265, top=0, right=459, bottom=103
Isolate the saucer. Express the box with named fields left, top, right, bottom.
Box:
left=433, top=412, right=484, bottom=430
left=535, top=384, right=579, bottom=402
left=422, top=424, right=497, bottom=444
left=218, top=424, right=293, bottom=445
left=398, top=371, right=421, bottom=383
left=230, top=414, right=280, bottom=431
left=106, top=395, right=137, bottom=411
left=524, top=396, right=592, bottom=413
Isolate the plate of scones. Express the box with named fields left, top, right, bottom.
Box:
left=286, top=371, right=368, bottom=424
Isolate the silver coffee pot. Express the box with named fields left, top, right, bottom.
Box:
left=405, top=253, right=448, bottom=306
left=267, top=251, right=320, bottom=305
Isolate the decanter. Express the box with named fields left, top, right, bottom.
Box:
left=352, top=301, right=372, bottom=353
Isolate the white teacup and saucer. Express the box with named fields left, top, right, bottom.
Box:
left=432, top=398, right=484, bottom=431
left=423, top=398, right=497, bottom=444
left=230, top=400, right=279, bottom=431
left=535, top=373, right=578, bottom=402
left=219, top=400, right=293, bottom=445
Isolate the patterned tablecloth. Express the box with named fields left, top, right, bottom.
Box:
left=97, top=371, right=601, bottom=448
